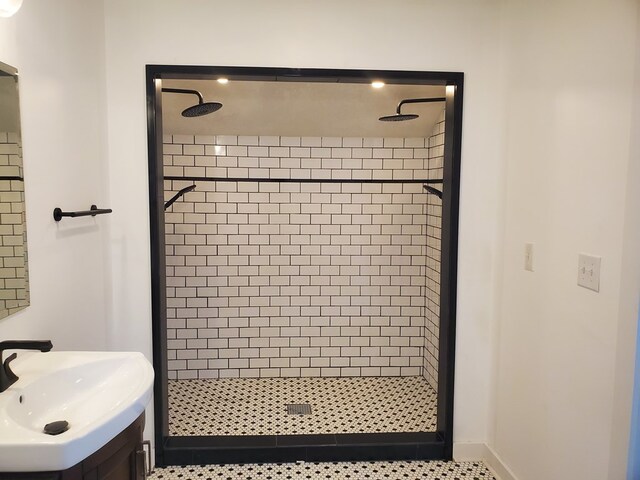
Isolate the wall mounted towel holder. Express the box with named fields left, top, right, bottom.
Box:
left=53, top=205, right=112, bottom=222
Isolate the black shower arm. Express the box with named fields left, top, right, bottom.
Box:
left=164, top=185, right=196, bottom=211
left=423, top=184, right=443, bottom=199
left=161, top=88, right=205, bottom=104
left=396, top=97, right=446, bottom=115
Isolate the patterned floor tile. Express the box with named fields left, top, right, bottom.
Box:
left=149, top=460, right=495, bottom=479
left=169, top=376, right=437, bottom=436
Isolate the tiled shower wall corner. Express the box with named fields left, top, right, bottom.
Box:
left=0, top=132, right=28, bottom=317
left=422, top=111, right=444, bottom=391
left=164, top=131, right=443, bottom=380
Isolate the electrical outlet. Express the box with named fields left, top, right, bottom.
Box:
left=577, top=253, right=601, bottom=292
left=524, top=243, right=534, bottom=271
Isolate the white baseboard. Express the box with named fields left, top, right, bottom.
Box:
left=453, top=442, right=489, bottom=461
left=453, top=443, right=518, bottom=480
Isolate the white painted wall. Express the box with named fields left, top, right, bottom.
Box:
left=102, top=0, right=506, bottom=448
left=1, top=1, right=637, bottom=478
left=493, top=1, right=640, bottom=479
left=0, top=1, right=111, bottom=350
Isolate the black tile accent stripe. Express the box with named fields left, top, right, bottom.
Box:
left=164, top=176, right=444, bottom=184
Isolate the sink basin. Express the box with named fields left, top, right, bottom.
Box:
left=0, top=351, right=154, bottom=472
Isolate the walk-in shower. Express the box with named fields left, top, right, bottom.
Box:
left=147, top=66, right=463, bottom=466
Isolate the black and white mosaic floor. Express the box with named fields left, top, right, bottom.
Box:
left=149, top=460, right=495, bottom=479
left=168, top=376, right=437, bottom=436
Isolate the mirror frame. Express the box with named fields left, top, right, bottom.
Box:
left=0, top=61, right=30, bottom=320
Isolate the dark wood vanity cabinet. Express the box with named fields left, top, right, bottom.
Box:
left=0, top=414, right=147, bottom=480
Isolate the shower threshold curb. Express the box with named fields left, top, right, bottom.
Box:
left=160, top=432, right=445, bottom=465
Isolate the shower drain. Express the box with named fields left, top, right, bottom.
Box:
left=286, top=403, right=312, bottom=415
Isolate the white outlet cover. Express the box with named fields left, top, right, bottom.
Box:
left=578, top=253, right=601, bottom=292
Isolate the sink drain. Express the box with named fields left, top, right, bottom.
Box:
left=43, top=420, right=70, bottom=435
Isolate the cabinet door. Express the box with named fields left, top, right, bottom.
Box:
left=80, top=415, right=145, bottom=480
left=99, top=448, right=138, bottom=480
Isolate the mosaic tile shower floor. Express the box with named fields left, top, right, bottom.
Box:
left=168, top=376, right=437, bottom=436
left=149, top=461, right=495, bottom=480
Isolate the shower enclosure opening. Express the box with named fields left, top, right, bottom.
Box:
left=147, top=66, right=463, bottom=466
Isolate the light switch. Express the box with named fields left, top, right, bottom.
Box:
left=524, top=243, right=534, bottom=271
left=578, top=253, right=601, bottom=292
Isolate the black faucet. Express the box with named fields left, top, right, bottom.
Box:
left=0, top=340, right=53, bottom=393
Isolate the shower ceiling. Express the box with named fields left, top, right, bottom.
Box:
left=162, top=79, right=446, bottom=138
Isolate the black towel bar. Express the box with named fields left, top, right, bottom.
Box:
left=53, top=205, right=112, bottom=222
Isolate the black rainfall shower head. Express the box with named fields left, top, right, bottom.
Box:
left=162, top=88, right=223, bottom=118
left=379, top=97, right=446, bottom=123
left=379, top=113, right=420, bottom=122
left=181, top=101, right=223, bottom=117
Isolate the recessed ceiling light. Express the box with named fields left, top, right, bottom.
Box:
left=371, top=81, right=385, bottom=89
left=0, top=0, right=23, bottom=17
left=217, top=78, right=229, bottom=84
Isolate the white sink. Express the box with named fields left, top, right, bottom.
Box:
left=0, top=351, right=154, bottom=472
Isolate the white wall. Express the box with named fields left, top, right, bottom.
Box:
left=1, top=1, right=637, bottom=478
left=493, top=1, right=640, bottom=479
left=0, top=1, right=111, bottom=350
left=102, top=0, right=506, bottom=448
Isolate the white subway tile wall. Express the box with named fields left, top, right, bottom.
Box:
left=163, top=129, right=444, bottom=380
left=0, top=132, right=28, bottom=317
left=423, top=111, right=445, bottom=391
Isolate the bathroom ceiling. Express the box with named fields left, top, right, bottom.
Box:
left=161, top=79, right=446, bottom=138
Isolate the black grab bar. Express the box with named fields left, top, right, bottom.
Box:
left=53, top=205, right=112, bottom=222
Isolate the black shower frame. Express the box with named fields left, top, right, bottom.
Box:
left=146, top=65, right=464, bottom=467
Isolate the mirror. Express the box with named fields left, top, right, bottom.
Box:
left=0, top=61, right=29, bottom=319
